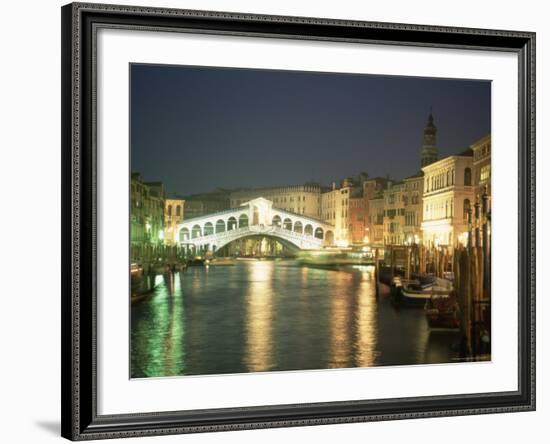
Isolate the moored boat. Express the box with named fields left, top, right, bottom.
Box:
left=397, top=277, right=453, bottom=307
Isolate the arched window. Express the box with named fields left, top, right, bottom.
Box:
left=227, top=217, right=237, bottom=231
left=204, top=222, right=214, bottom=236
left=294, top=221, right=303, bottom=233
left=464, top=167, right=472, bottom=186
left=239, top=214, right=249, bottom=228
left=215, top=219, right=225, bottom=233
left=191, top=224, right=201, bottom=239
left=325, top=230, right=334, bottom=245
left=314, top=227, right=324, bottom=239
left=179, top=227, right=189, bottom=242
left=283, top=218, right=292, bottom=231
left=176, top=205, right=181, bottom=216
left=167, top=205, right=172, bottom=215
left=304, top=224, right=313, bottom=236
left=272, top=215, right=282, bottom=227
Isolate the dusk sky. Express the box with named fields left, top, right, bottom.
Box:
left=130, top=63, right=490, bottom=196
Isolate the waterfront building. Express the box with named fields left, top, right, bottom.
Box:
left=349, top=195, right=366, bottom=244
left=402, top=172, right=424, bottom=244
left=130, top=173, right=166, bottom=260
left=348, top=177, right=388, bottom=245
left=368, top=193, right=385, bottom=246
left=164, top=198, right=185, bottom=246
left=368, top=113, right=437, bottom=247
left=382, top=181, right=406, bottom=246
left=420, top=149, right=475, bottom=247
left=230, top=184, right=322, bottom=219
left=321, top=181, right=353, bottom=245
left=471, top=134, right=491, bottom=207
left=362, top=177, right=389, bottom=244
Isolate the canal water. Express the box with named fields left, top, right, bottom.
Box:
left=131, top=260, right=461, bottom=378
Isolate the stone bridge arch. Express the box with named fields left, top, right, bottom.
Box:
left=176, top=197, right=335, bottom=251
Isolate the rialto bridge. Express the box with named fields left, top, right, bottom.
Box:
left=177, top=197, right=335, bottom=253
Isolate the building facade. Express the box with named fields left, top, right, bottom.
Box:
left=368, top=194, right=385, bottom=246
left=420, top=149, right=475, bottom=247
left=321, top=182, right=353, bottom=245
left=361, top=177, right=389, bottom=244
left=382, top=181, right=406, bottom=246
left=402, top=172, right=424, bottom=244
left=471, top=134, right=491, bottom=207
left=230, top=184, right=322, bottom=219
left=348, top=195, right=366, bottom=244
left=130, top=173, right=166, bottom=259
left=164, top=198, right=185, bottom=246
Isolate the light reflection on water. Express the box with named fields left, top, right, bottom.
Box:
left=130, top=260, right=459, bottom=378
left=244, top=261, right=274, bottom=372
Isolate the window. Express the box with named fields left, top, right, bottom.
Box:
left=464, top=167, right=472, bottom=186
left=176, top=205, right=181, bottom=216
left=480, top=165, right=491, bottom=182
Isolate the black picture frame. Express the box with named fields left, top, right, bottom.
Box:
left=61, top=2, right=536, bottom=440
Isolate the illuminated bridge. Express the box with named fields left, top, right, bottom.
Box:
left=177, top=197, right=335, bottom=253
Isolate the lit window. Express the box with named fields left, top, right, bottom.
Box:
left=480, top=165, right=491, bottom=182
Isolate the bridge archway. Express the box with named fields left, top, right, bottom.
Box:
left=215, top=219, right=225, bottom=233
left=283, top=218, right=292, bottom=231
left=214, top=233, right=302, bottom=255
left=227, top=216, right=237, bottom=231
left=176, top=197, right=335, bottom=253
left=204, top=222, right=214, bottom=236
left=179, top=227, right=189, bottom=241
left=325, top=230, right=334, bottom=245
left=191, top=224, right=202, bottom=239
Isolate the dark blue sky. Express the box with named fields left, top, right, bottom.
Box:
left=130, top=64, right=490, bottom=196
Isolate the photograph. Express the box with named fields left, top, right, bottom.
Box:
left=129, top=63, right=492, bottom=379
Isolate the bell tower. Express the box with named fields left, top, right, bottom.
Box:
left=420, top=111, right=438, bottom=167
